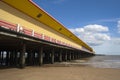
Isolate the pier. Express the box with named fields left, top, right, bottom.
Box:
left=0, top=0, right=95, bottom=68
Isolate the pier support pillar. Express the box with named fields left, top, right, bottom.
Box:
left=14, top=51, right=18, bottom=66
left=38, top=47, right=43, bottom=66
left=76, top=53, right=78, bottom=59
left=78, top=53, right=81, bottom=59
left=6, top=51, right=10, bottom=66
left=0, top=51, right=2, bottom=65
left=65, top=50, right=67, bottom=61
left=1, top=52, right=3, bottom=65
left=19, top=43, right=26, bottom=68
left=27, top=50, right=33, bottom=65
left=33, top=52, right=36, bottom=65
left=75, top=53, right=77, bottom=60
left=51, top=48, right=54, bottom=64
left=69, top=52, right=71, bottom=61
left=0, top=51, right=1, bottom=66
left=71, top=52, right=74, bottom=60
left=59, top=49, right=62, bottom=62
left=10, top=51, right=14, bottom=66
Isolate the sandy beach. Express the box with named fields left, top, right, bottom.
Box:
left=0, top=65, right=120, bottom=80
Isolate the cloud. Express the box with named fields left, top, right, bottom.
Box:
left=84, top=24, right=109, bottom=32
left=117, top=20, right=120, bottom=33
left=93, top=38, right=120, bottom=55
left=112, top=38, right=120, bottom=45
left=69, top=24, right=110, bottom=46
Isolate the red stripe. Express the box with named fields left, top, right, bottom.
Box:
left=34, top=32, right=43, bottom=39
left=0, top=20, right=17, bottom=31
left=44, top=35, right=50, bottom=41
left=0, top=20, right=73, bottom=48
left=23, top=28, right=32, bottom=36
left=51, top=38, right=56, bottom=43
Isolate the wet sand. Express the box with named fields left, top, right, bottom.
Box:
left=0, top=65, right=120, bottom=80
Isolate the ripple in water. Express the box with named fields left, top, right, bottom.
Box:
left=77, top=55, right=120, bottom=69
left=59, top=55, right=120, bottom=69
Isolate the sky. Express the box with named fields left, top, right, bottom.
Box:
left=33, top=0, right=120, bottom=55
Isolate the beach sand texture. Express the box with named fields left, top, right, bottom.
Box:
left=0, top=66, right=120, bottom=80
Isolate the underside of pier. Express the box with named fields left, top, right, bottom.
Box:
left=0, top=27, right=94, bottom=69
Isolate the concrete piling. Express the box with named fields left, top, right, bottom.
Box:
left=38, top=47, right=43, bottom=66
left=51, top=48, right=54, bottom=64
left=59, top=49, right=62, bottom=62
left=6, top=51, right=10, bottom=66
left=0, top=40, right=94, bottom=68
left=19, top=43, right=26, bottom=68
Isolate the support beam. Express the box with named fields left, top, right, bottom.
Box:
left=19, top=42, right=26, bottom=68
left=38, top=47, right=43, bottom=66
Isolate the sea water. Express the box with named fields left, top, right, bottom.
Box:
left=71, top=55, right=120, bottom=69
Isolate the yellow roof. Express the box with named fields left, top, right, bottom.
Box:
left=2, top=0, right=93, bottom=52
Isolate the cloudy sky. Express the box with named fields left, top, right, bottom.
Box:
left=34, top=0, right=120, bottom=55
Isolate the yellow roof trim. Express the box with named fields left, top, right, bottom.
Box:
left=2, top=0, right=93, bottom=52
